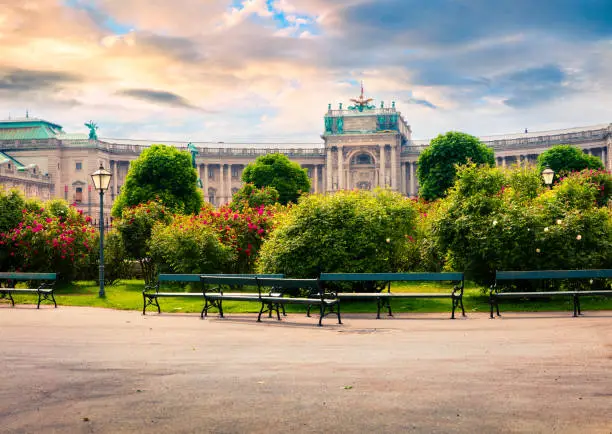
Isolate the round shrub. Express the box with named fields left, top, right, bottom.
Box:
left=256, top=189, right=418, bottom=278
left=149, top=215, right=234, bottom=274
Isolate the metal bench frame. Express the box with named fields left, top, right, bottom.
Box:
left=490, top=269, right=612, bottom=318
left=0, top=272, right=58, bottom=308
left=320, top=272, right=465, bottom=319
left=142, top=273, right=283, bottom=314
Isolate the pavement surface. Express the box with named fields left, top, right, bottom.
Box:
left=0, top=306, right=611, bottom=434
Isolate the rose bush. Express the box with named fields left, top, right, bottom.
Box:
left=0, top=202, right=97, bottom=282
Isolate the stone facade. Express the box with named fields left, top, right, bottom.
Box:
left=0, top=100, right=611, bottom=218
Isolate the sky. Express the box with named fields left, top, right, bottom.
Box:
left=0, top=0, right=611, bottom=143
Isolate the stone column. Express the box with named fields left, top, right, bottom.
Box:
left=112, top=160, right=118, bottom=198
left=390, top=145, right=397, bottom=190
left=338, top=146, right=344, bottom=190
left=313, top=165, right=319, bottom=193
left=502, top=157, right=507, bottom=168
left=227, top=164, right=232, bottom=201
left=409, top=162, right=415, bottom=197
left=219, top=164, right=225, bottom=205
left=326, top=148, right=333, bottom=191
left=379, top=145, right=386, bottom=187
left=400, top=162, right=406, bottom=194
left=203, top=163, right=209, bottom=202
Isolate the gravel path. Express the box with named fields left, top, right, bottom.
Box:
left=1, top=306, right=611, bottom=433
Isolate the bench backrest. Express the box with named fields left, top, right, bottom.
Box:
left=159, top=273, right=283, bottom=283
left=496, top=270, right=612, bottom=280
left=200, top=275, right=259, bottom=287
left=256, top=278, right=321, bottom=293
left=0, top=272, right=57, bottom=280
left=320, top=272, right=464, bottom=282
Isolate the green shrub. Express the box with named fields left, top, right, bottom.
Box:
left=114, top=201, right=172, bottom=284
left=229, top=183, right=280, bottom=212
left=150, top=214, right=234, bottom=274
left=431, top=164, right=612, bottom=286
left=256, top=189, right=418, bottom=278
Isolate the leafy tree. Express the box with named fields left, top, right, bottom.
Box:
left=229, top=183, right=280, bottom=212
left=0, top=188, right=26, bottom=233
left=256, top=189, right=417, bottom=278
left=114, top=201, right=172, bottom=285
left=417, top=131, right=495, bottom=200
left=241, top=153, right=310, bottom=205
left=112, top=144, right=203, bottom=217
left=537, top=145, right=604, bottom=181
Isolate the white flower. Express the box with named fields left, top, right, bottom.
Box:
left=544, top=227, right=549, bottom=232
left=556, top=219, right=562, bottom=225
left=386, top=238, right=390, bottom=243
left=536, top=248, right=541, bottom=253
left=492, top=220, right=498, bottom=226
left=576, top=234, right=582, bottom=240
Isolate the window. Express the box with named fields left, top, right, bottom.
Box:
left=75, top=162, right=82, bottom=171
left=75, top=187, right=83, bottom=203
left=208, top=169, right=214, bottom=179
left=232, top=168, right=239, bottom=178
left=353, top=153, right=373, bottom=165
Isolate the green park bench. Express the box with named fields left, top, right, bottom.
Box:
left=0, top=272, right=58, bottom=308
left=490, top=269, right=612, bottom=318
left=200, top=276, right=341, bottom=326
left=257, top=277, right=341, bottom=326
left=319, top=272, right=465, bottom=319
left=142, top=273, right=282, bottom=314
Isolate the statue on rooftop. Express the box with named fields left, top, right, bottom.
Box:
left=85, top=121, right=98, bottom=140
left=348, top=81, right=375, bottom=112
left=187, top=142, right=203, bottom=188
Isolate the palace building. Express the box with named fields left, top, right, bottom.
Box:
left=1, top=91, right=611, bottom=219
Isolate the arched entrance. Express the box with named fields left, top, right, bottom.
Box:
left=348, top=151, right=377, bottom=191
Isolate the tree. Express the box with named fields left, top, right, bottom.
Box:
left=228, top=183, right=279, bottom=212
left=537, top=145, right=604, bottom=181
left=241, top=153, right=310, bottom=205
left=417, top=131, right=495, bottom=200
left=111, top=144, right=203, bottom=217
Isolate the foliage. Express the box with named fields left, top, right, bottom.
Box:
left=111, top=144, right=203, bottom=217
left=559, top=169, right=611, bottom=207
left=0, top=188, right=26, bottom=233
left=537, top=145, right=604, bottom=181
left=241, top=153, right=310, bottom=205
left=256, top=189, right=418, bottom=278
left=431, top=163, right=612, bottom=286
left=229, top=183, right=280, bottom=212
left=84, top=231, right=132, bottom=285
left=150, top=215, right=234, bottom=274
left=0, top=205, right=97, bottom=282
left=114, top=201, right=172, bottom=285
left=417, top=131, right=495, bottom=201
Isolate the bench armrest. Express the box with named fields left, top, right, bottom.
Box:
left=143, top=283, right=160, bottom=294
left=37, top=281, right=56, bottom=291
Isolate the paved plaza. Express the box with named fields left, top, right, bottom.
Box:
left=1, top=306, right=611, bottom=433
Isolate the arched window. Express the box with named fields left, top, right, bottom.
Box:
left=353, top=153, right=373, bottom=165
left=75, top=187, right=83, bottom=203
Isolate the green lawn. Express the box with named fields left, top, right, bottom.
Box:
left=2, top=279, right=612, bottom=315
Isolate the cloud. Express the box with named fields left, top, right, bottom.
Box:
left=116, top=89, right=200, bottom=109
left=0, top=69, right=80, bottom=93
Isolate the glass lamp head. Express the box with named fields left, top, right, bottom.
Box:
left=91, top=165, right=112, bottom=192
left=541, top=166, right=554, bottom=186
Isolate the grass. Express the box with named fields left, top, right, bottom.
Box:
left=2, top=279, right=612, bottom=316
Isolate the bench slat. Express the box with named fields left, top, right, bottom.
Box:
left=159, top=273, right=283, bottom=283
left=0, top=272, right=57, bottom=280
left=496, top=270, right=612, bottom=280
left=320, top=272, right=463, bottom=282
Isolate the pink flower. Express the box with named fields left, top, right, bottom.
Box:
left=46, top=218, right=53, bottom=223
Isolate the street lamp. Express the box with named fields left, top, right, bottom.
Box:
left=91, top=165, right=112, bottom=297
left=541, top=166, right=554, bottom=188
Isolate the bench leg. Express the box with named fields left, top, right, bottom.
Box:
left=306, top=304, right=312, bottom=317
left=257, top=302, right=266, bottom=322
left=143, top=294, right=160, bottom=315
left=489, top=294, right=495, bottom=319
left=0, top=291, right=15, bottom=307
left=37, top=291, right=56, bottom=309
left=318, top=303, right=342, bottom=326
left=573, top=295, right=582, bottom=317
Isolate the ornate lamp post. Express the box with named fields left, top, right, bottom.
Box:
left=541, top=166, right=555, bottom=189
left=91, top=165, right=112, bottom=297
